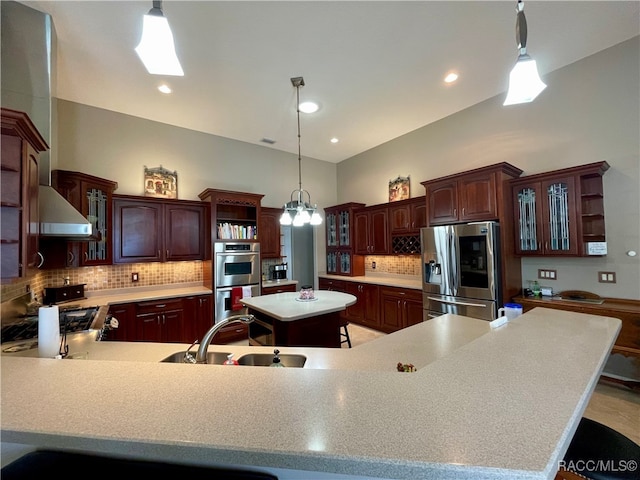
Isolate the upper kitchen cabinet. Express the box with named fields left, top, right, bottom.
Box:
left=389, top=196, right=427, bottom=235
left=40, top=170, right=118, bottom=267
left=354, top=205, right=389, bottom=255
left=389, top=196, right=426, bottom=254
left=421, top=163, right=523, bottom=226
left=199, top=189, right=264, bottom=242
left=510, top=161, right=609, bottom=257
left=113, top=195, right=208, bottom=263
left=324, top=203, right=365, bottom=276
left=1, top=108, right=47, bottom=280
left=259, top=207, right=282, bottom=258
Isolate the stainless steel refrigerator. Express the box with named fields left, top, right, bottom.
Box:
left=421, top=222, right=502, bottom=321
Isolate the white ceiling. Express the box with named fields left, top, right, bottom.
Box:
left=20, top=1, right=640, bottom=164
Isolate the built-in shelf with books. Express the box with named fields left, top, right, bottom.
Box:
left=198, top=188, right=264, bottom=242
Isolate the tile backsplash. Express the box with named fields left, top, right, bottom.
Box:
left=1, top=262, right=204, bottom=303
left=365, top=255, right=421, bottom=276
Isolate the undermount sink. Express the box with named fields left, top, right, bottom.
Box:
left=236, top=353, right=307, bottom=368
left=160, top=351, right=231, bottom=364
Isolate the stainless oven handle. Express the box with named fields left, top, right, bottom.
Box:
left=427, top=297, right=487, bottom=308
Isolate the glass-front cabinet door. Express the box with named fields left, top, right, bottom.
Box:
left=512, top=177, right=578, bottom=256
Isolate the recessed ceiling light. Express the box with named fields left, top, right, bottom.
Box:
left=299, top=101, right=319, bottom=113
left=444, top=72, right=458, bottom=83
left=330, top=137, right=339, bottom=144
left=158, top=84, right=172, bottom=94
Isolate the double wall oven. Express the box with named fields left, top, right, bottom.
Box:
left=214, top=242, right=261, bottom=323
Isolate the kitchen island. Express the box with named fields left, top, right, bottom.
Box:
left=1, top=308, right=621, bottom=480
left=240, top=291, right=357, bottom=348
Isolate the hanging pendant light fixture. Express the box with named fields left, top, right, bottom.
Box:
left=135, top=0, right=184, bottom=76
left=504, top=0, right=546, bottom=106
left=280, top=77, right=322, bottom=227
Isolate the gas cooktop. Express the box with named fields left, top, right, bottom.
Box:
left=1, top=306, right=100, bottom=344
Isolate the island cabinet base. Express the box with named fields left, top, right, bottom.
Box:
left=247, top=309, right=341, bottom=348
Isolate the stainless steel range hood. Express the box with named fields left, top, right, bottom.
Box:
left=39, top=186, right=93, bottom=239
left=2, top=2, right=93, bottom=240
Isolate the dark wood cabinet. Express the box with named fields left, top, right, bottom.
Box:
left=259, top=207, right=282, bottom=258
left=113, top=195, right=208, bottom=263
left=183, top=294, right=213, bottom=343
left=354, top=206, right=389, bottom=255
left=513, top=295, right=639, bottom=363
left=422, top=163, right=523, bottom=226
left=318, top=278, right=346, bottom=292
left=324, top=203, right=365, bottom=276
left=40, top=170, right=118, bottom=268
left=135, top=297, right=185, bottom=343
left=105, top=294, right=213, bottom=343
left=422, top=162, right=524, bottom=307
left=510, top=162, right=609, bottom=257
left=389, top=196, right=427, bottom=235
left=379, top=287, right=423, bottom=333
left=104, top=302, right=135, bottom=341
left=198, top=188, right=264, bottom=242
left=344, top=282, right=380, bottom=329
left=262, top=283, right=296, bottom=295
left=1, top=108, right=47, bottom=280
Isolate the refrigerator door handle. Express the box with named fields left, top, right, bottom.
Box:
left=448, top=227, right=458, bottom=294
left=427, top=297, right=488, bottom=308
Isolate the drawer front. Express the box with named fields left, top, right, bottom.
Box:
left=136, top=298, right=183, bottom=315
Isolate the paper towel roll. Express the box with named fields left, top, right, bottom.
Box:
left=38, top=306, right=60, bottom=358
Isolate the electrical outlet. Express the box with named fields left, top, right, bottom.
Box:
left=598, top=271, right=616, bottom=283
left=131, top=272, right=139, bottom=282
left=372, top=261, right=376, bottom=269
left=538, top=269, right=557, bottom=280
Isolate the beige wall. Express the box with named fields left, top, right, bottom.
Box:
left=53, top=101, right=338, bottom=276
left=338, top=37, right=640, bottom=299
left=6, top=37, right=636, bottom=302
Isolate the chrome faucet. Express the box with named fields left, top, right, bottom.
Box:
left=194, top=314, right=255, bottom=364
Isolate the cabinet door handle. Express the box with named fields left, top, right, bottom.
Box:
left=156, top=304, right=166, bottom=308
left=158, top=250, right=161, bottom=257
left=462, top=208, right=465, bottom=216
left=36, top=252, right=44, bottom=268
left=68, top=251, right=75, bottom=265
left=166, top=250, right=169, bottom=257
left=454, top=208, right=457, bottom=217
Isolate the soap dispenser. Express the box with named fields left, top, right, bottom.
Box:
left=270, top=349, right=284, bottom=367
left=223, top=353, right=239, bottom=366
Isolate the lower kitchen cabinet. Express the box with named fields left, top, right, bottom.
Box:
left=262, top=284, right=297, bottom=295
left=319, top=277, right=423, bottom=333
left=183, top=294, right=213, bottom=343
left=105, top=294, right=213, bottom=344
left=513, top=295, right=640, bottom=362
left=379, top=287, right=423, bottom=333
left=344, top=282, right=380, bottom=329
left=104, top=303, right=135, bottom=341
left=136, top=298, right=185, bottom=343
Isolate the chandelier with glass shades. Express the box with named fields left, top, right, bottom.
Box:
left=280, top=77, right=322, bottom=227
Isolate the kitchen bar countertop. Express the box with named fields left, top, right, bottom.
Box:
left=1, top=308, right=620, bottom=480
left=318, top=273, right=422, bottom=290
left=240, top=291, right=356, bottom=321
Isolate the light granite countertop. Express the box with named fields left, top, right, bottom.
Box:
left=1, top=308, right=621, bottom=480
left=241, top=291, right=357, bottom=321
left=318, top=273, right=422, bottom=290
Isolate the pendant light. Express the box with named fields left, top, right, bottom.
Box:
left=504, top=0, right=546, bottom=105
left=280, top=77, right=322, bottom=227
left=135, top=0, right=184, bottom=76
